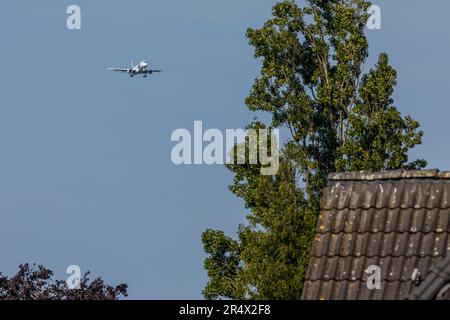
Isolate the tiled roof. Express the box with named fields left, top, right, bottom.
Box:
left=302, top=170, right=450, bottom=300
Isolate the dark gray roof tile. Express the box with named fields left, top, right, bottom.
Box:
left=322, top=181, right=450, bottom=211
left=305, top=256, right=445, bottom=283
left=317, top=208, right=450, bottom=234
left=310, top=232, right=450, bottom=258
left=302, top=280, right=415, bottom=300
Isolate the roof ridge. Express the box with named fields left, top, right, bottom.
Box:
left=310, top=254, right=448, bottom=258
left=315, top=231, right=450, bottom=235
left=328, top=169, right=450, bottom=181
left=322, top=205, right=450, bottom=210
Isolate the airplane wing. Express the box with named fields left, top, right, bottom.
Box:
left=105, top=67, right=130, bottom=73
left=146, top=69, right=163, bottom=74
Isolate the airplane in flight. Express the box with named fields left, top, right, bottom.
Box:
left=106, top=59, right=165, bottom=78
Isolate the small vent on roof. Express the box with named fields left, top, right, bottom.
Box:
left=412, top=269, right=423, bottom=286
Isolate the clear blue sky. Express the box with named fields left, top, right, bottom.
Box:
left=0, top=0, right=449, bottom=299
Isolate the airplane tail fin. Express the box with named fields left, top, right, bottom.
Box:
left=130, top=59, right=134, bottom=69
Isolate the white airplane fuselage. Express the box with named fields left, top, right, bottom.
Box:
left=130, top=60, right=148, bottom=76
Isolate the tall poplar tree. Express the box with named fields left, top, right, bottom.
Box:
left=202, top=0, right=426, bottom=299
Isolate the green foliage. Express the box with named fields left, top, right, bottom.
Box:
left=336, top=53, right=426, bottom=171
left=202, top=229, right=241, bottom=299
left=202, top=0, right=426, bottom=300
